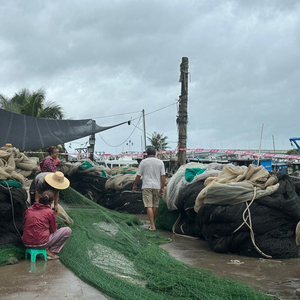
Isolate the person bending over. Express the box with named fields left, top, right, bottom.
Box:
left=29, top=171, right=70, bottom=212
left=41, top=146, right=59, bottom=173
left=22, top=190, right=72, bottom=260
left=133, top=147, right=166, bottom=231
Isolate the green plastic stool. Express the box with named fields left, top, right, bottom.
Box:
left=25, top=248, right=47, bottom=262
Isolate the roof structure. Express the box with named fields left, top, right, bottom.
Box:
left=0, top=109, right=128, bottom=151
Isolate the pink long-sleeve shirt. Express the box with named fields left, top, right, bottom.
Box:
left=22, top=203, right=57, bottom=246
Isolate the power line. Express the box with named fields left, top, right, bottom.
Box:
left=131, top=101, right=178, bottom=122
left=92, top=110, right=141, bottom=119
left=98, top=101, right=177, bottom=148
left=144, top=101, right=178, bottom=117
left=99, top=114, right=142, bottom=148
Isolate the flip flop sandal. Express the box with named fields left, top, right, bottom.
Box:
left=47, top=255, right=59, bottom=260
left=147, top=227, right=156, bottom=231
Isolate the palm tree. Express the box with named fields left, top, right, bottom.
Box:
left=0, top=88, right=64, bottom=119
left=148, top=132, right=169, bottom=151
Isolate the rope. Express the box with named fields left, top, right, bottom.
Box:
left=232, top=186, right=272, bottom=259
left=2, top=180, right=22, bottom=238
left=172, top=213, right=198, bottom=240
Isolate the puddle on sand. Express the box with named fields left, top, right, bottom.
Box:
left=93, top=222, right=119, bottom=236
left=88, top=244, right=146, bottom=286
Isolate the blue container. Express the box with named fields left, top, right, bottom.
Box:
left=253, top=159, right=272, bottom=171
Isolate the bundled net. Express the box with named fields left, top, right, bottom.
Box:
left=157, top=163, right=300, bottom=259
left=59, top=161, right=145, bottom=214
left=0, top=184, right=27, bottom=246
left=198, top=174, right=300, bottom=258
left=56, top=187, right=274, bottom=300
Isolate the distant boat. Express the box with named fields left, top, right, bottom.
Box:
left=95, top=154, right=138, bottom=168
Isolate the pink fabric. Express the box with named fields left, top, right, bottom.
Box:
left=41, top=156, right=57, bottom=172
left=54, top=158, right=60, bottom=165
left=25, top=227, right=72, bottom=253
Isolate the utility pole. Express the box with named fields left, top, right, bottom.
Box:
left=88, top=120, right=96, bottom=161
left=142, top=109, right=147, bottom=151
left=177, top=57, right=189, bottom=167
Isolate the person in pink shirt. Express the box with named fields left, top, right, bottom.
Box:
left=22, top=190, right=71, bottom=260
left=41, top=146, right=59, bottom=173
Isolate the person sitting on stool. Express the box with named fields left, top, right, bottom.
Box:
left=22, top=190, right=72, bottom=260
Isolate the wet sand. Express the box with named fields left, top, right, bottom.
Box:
left=160, top=231, right=300, bottom=300
left=0, top=259, right=109, bottom=300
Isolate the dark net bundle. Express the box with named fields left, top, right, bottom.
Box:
left=56, top=187, right=273, bottom=300
left=68, top=168, right=108, bottom=206
left=197, top=174, right=300, bottom=258
left=173, top=180, right=205, bottom=237
left=0, top=184, right=28, bottom=246
left=68, top=165, right=146, bottom=214
left=104, top=181, right=145, bottom=214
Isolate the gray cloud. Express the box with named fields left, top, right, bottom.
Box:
left=1, top=0, right=300, bottom=153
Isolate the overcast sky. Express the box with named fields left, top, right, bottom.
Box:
left=1, top=0, right=300, bottom=154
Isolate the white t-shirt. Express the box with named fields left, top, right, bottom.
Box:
left=137, top=157, right=166, bottom=189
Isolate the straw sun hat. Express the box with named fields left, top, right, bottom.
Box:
left=45, top=171, right=70, bottom=190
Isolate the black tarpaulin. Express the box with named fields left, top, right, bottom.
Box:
left=0, top=109, right=128, bottom=151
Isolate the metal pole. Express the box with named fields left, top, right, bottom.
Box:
left=272, top=135, right=276, bottom=154
left=142, top=109, right=147, bottom=151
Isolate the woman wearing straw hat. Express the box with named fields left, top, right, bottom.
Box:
left=29, top=171, right=70, bottom=212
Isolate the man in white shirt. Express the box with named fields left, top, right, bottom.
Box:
left=133, top=147, right=166, bottom=231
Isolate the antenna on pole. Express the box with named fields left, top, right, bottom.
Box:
left=257, top=124, right=264, bottom=166
left=142, top=109, right=147, bottom=151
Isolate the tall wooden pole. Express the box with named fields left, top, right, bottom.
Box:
left=177, top=57, right=189, bottom=167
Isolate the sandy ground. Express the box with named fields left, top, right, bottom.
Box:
left=1, top=218, right=300, bottom=300
left=0, top=259, right=109, bottom=300
left=160, top=231, right=300, bottom=300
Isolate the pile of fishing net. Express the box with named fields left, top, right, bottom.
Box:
left=0, top=147, right=39, bottom=185
left=110, top=165, right=137, bottom=175
left=51, top=187, right=272, bottom=300
left=164, top=162, right=225, bottom=211
left=197, top=173, right=300, bottom=258
left=160, top=163, right=225, bottom=236
left=58, top=161, right=145, bottom=214
left=103, top=174, right=144, bottom=214
left=0, top=182, right=27, bottom=246
left=159, top=162, right=300, bottom=258
left=58, top=160, right=109, bottom=205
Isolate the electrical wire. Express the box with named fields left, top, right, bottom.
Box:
left=130, top=122, right=152, bottom=138
left=131, top=101, right=178, bottom=122
left=99, top=114, right=142, bottom=148
left=91, top=110, right=141, bottom=119
left=98, top=101, right=177, bottom=148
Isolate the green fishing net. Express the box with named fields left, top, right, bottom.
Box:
left=155, top=198, right=180, bottom=231
left=55, top=187, right=275, bottom=300
left=0, top=245, right=24, bottom=266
